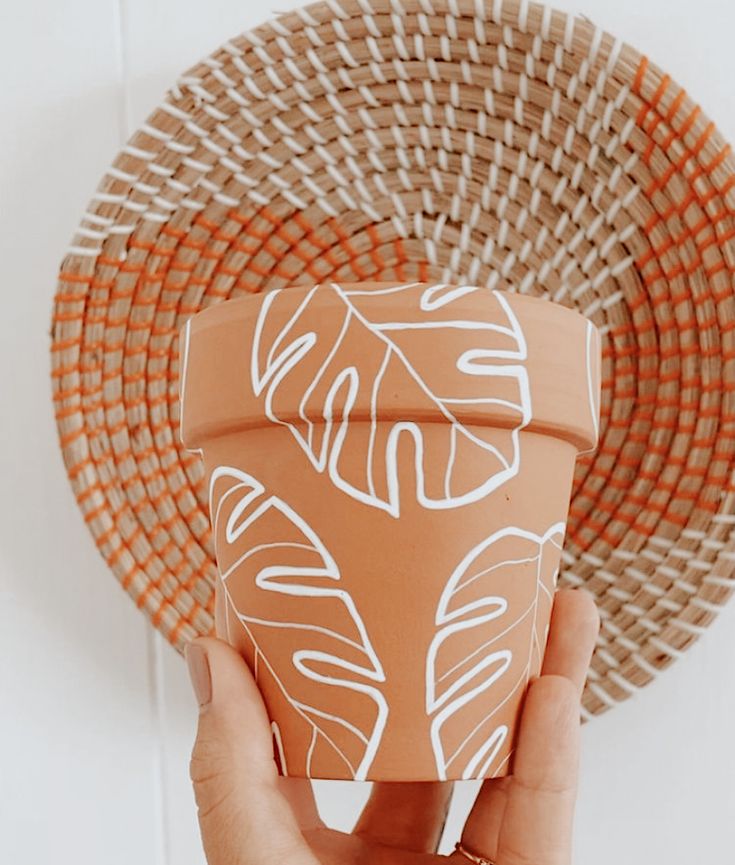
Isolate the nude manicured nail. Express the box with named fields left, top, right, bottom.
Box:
left=185, top=642, right=212, bottom=708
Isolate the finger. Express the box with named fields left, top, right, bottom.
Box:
left=276, top=777, right=324, bottom=832
left=459, top=588, right=598, bottom=860
left=496, top=675, right=581, bottom=865
left=211, top=592, right=324, bottom=832
left=456, top=775, right=511, bottom=863
left=185, top=637, right=318, bottom=865
left=353, top=781, right=454, bottom=853
left=541, top=588, right=600, bottom=696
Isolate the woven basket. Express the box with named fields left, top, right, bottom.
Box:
left=50, top=0, right=735, bottom=721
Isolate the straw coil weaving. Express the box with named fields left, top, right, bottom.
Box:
left=49, top=0, right=735, bottom=720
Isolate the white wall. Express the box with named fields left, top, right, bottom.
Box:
left=1, top=1, right=734, bottom=863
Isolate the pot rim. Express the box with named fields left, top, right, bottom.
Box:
left=179, top=280, right=601, bottom=455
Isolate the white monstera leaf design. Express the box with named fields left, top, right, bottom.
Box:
left=209, top=465, right=387, bottom=780
left=427, top=522, right=565, bottom=780
left=250, top=282, right=532, bottom=517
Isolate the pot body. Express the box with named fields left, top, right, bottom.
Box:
left=179, top=281, right=601, bottom=781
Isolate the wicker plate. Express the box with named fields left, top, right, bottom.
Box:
left=50, top=0, right=735, bottom=720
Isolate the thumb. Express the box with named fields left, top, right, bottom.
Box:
left=184, top=636, right=318, bottom=865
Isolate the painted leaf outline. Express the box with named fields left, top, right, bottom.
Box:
left=209, top=464, right=388, bottom=780
left=426, top=522, right=565, bottom=780
left=250, top=282, right=533, bottom=517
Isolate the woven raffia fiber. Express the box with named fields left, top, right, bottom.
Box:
left=50, top=0, right=735, bottom=720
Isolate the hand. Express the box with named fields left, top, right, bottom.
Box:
left=184, top=587, right=599, bottom=865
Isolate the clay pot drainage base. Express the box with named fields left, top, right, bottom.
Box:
left=179, top=280, right=601, bottom=781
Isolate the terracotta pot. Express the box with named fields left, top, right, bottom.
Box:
left=178, top=280, right=601, bottom=781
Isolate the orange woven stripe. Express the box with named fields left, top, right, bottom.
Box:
left=174, top=234, right=208, bottom=252
left=678, top=105, right=703, bottom=145
left=159, top=224, right=187, bottom=240
left=714, top=173, right=735, bottom=200
left=638, top=215, right=727, bottom=296
left=63, top=415, right=191, bottom=476
left=136, top=533, right=202, bottom=613
left=366, top=224, right=389, bottom=270
left=329, top=217, right=373, bottom=281
left=665, top=88, right=687, bottom=125
left=394, top=237, right=408, bottom=280
left=641, top=73, right=672, bottom=162
left=272, top=221, right=302, bottom=248
left=59, top=424, right=87, bottom=448
left=258, top=207, right=284, bottom=229
left=287, top=212, right=321, bottom=248
left=633, top=56, right=650, bottom=125
left=632, top=62, right=734, bottom=420
left=192, top=215, right=221, bottom=235
left=51, top=335, right=84, bottom=353
left=704, top=142, right=733, bottom=174
left=112, top=501, right=210, bottom=591
left=168, top=612, right=196, bottom=645
left=55, top=290, right=89, bottom=302
left=57, top=273, right=115, bottom=289
left=320, top=245, right=345, bottom=272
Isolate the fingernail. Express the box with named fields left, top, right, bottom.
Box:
left=185, top=642, right=212, bottom=708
